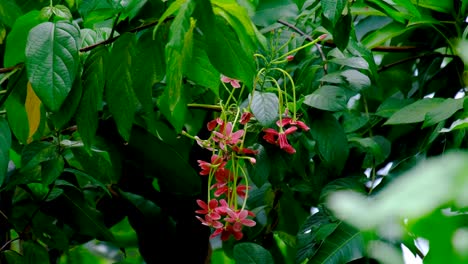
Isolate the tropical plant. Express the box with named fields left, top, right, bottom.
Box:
left=0, top=0, right=467, bottom=263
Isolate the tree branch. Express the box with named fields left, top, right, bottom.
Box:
left=378, top=53, right=458, bottom=72
left=0, top=64, right=23, bottom=74
left=277, top=20, right=425, bottom=53
left=277, top=19, right=328, bottom=73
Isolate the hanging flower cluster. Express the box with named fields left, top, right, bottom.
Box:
left=183, top=34, right=325, bottom=241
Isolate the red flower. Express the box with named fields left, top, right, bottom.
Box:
left=286, top=55, right=294, bottom=61
left=240, top=112, right=253, bottom=125
left=207, top=118, right=224, bottom=131
left=195, top=199, right=221, bottom=220
left=263, top=126, right=297, bottom=154
left=225, top=209, right=256, bottom=232
left=211, top=224, right=244, bottom=240
left=277, top=117, right=310, bottom=131
left=221, top=75, right=241, bottom=88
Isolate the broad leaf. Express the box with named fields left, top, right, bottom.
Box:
left=303, top=85, right=349, bottom=111
left=159, top=0, right=195, bottom=132
left=252, top=0, right=298, bottom=27
left=22, top=241, right=50, bottom=264
left=185, top=38, right=220, bottom=95
left=341, top=69, right=371, bottom=91
left=349, top=136, right=391, bottom=167
left=375, top=97, right=414, bottom=118
left=329, top=57, right=369, bottom=70
left=233, top=242, right=274, bottom=264
left=0, top=0, right=22, bottom=28
left=50, top=76, right=83, bottom=130
left=4, top=11, right=47, bottom=67
left=422, top=98, right=464, bottom=128
left=21, top=141, right=58, bottom=172
left=250, top=91, right=279, bottom=127
left=310, top=112, right=349, bottom=174
left=77, top=46, right=108, bottom=149
left=385, top=98, right=445, bottom=125
left=25, top=21, right=80, bottom=111
left=24, top=82, right=42, bottom=143
left=0, top=117, right=11, bottom=186
left=361, top=22, right=408, bottom=49
left=321, top=0, right=347, bottom=27
left=106, top=33, right=139, bottom=140
left=308, top=222, right=364, bottom=264
left=439, top=118, right=468, bottom=133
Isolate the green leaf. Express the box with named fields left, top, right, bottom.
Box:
left=349, top=136, right=391, bottom=167
left=385, top=98, right=445, bottom=125
left=159, top=1, right=195, bottom=132
left=303, top=85, right=349, bottom=111
left=4, top=11, right=47, bottom=67
left=128, top=126, right=201, bottom=195
left=439, top=118, right=468, bottom=133
left=252, top=0, right=298, bottom=27
left=310, top=112, right=349, bottom=174
left=2, top=250, right=23, bottom=264
left=32, top=213, right=69, bottom=251
left=50, top=76, right=83, bottom=129
left=233, top=242, right=274, bottom=264
left=23, top=241, right=50, bottom=264
left=375, top=97, right=414, bottom=118
left=411, top=0, right=453, bottom=13
left=329, top=57, right=369, bottom=70
left=25, top=21, right=80, bottom=111
left=0, top=0, right=22, bottom=28
left=250, top=91, right=279, bottom=127
left=106, top=33, right=140, bottom=140
left=0, top=118, right=11, bottom=187
left=185, top=37, right=220, bottom=95
left=365, top=0, right=408, bottom=23
left=62, top=190, right=115, bottom=242
left=152, top=0, right=187, bottom=37
left=213, top=0, right=262, bottom=55
left=65, top=168, right=111, bottom=196
left=21, top=141, right=58, bottom=172
left=361, top=22, right=408, bottom=49
left=308, top=222, right=364, bottom=264
left=77, top=46, right=108, bottom=149
left=422, top=98, right=464, bottom=128
left=321, top=0, right=347, bottom=27
left=341, top=70, right=371, bottom=91
left=5, top=71, right=29, bottom=144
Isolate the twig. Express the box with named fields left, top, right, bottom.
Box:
left=378, top=53, right=458, bottom=72
left=79, top=17, right=174, bottom=53
left=109, top=12, right=121, bottom=40
left=277, top=19, right=328, bottom=73
left=0, top=237, right=20, bottom=252
left=0, top=64, right=23, bottom=74
left=187, top=103, right=222, bottom=112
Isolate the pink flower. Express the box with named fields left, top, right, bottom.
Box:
left=225, top=209, right=256, bottom=232
left=211, top=224, right=244, bottom=240
left=286, top=55, right=294, bottom=61
left=207, top=118, right=224, bottom=131
left=197, top=155, right=225, bottom=176
left=213, top=122, right=244, bottom=150
left=221, top=75, right=241, bottom=88
left=196, top=215, right=223, bottom=228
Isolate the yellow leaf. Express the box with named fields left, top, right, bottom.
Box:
left=25, top=82, right=41, bottom=143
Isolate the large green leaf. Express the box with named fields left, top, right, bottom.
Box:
left=310, top=112, right=349, bottom=174
left=385, top=98, right=445, bottom=125
left=20, top=141, right=58, bottom=172
left=321, top=0, right=347, bottom=27
left=233, top=242, right=274, bottom=264
left=422, top=98, right=464, bottom=128
left=349, top=136, right=391, bottom=167
left=159, top=0, right=195, bottom=132
left=4, top=71, right=30, bottom=144
left=252, top=0, right=298, bottom=27
left=250, top=91, right=279, bottom=127
left=0, top=117, right=11, bottom=186
left=106, top=33, right=139, bottom=140
left=25, top=21, right=80, bottom=112
left=303, top=86, right=349, bottom=111
left=308, top=222, right=364, bottom=264
left=77, top=46, right=108, bottom=149
left=361, top=22, right=408, bottom=49
left=0, top=0, right=22, bottom=28
left=22, top=241, right=50, bottom=264
left=411, top=0, right=453, bottom=13
left=4, top=10, right=47, bottom=67
left=50, top=75, right=83, bottom=129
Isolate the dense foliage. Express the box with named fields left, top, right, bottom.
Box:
left=0, top=0, right=467, bottom=263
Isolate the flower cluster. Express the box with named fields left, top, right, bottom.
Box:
left=186, top=34, right=326, bottom=241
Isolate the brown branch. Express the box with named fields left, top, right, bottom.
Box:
left=0, top=64, right=23, bottom=74
left=277, top=20, right=425, bottom=53
left=0, top=237, right=19, bottom=252
left=79, top=17, right=174, bottom=53
left=378, top=53, right=458, bottom=72
left=277, top=19, right=328, bottom=73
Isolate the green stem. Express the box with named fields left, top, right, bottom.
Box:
left=187, top=103, right=222, bottom=111
left=276, top=35, right=323, bottom=61
left=272, top=68, right=297, bottom=119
